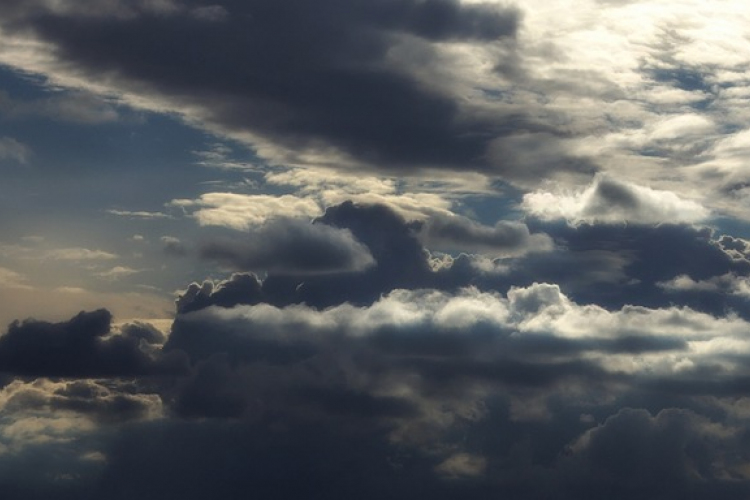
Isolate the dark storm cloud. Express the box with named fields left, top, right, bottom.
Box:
left=0, top=309, right=185, bottom=377
left=0, top=0, right=528, bottom=171
left=199, top=218, right=375, bottom=275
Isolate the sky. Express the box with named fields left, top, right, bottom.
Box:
left=1, top=0, right=750, bottom=498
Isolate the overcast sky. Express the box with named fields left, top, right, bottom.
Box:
left=2, top=0, right=750, bottom=498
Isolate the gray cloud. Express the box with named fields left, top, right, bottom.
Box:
left=175, top=273, right=265, bottom=314
left=199, top=218, right=375, bottom=275
left=0, top=136, right=30, bottom=164
left=0, top=89, right=120, bottom=124
left=558, top=408, right=750, bottom=499
left=0, top=0, right=525, bottom=173
left=0, top=310, right=185, bottom=378
left=4, top=279, right=750, bottom=498
left=420, top=213, right=553, bottom=256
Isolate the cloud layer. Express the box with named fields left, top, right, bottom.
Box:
left=2, top=0, right=750, bottom=498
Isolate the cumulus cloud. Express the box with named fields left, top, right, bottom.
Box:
left=175, top=273, right=264, bottom=315
left=5, top=279, right=750, bottom=497
left=522, top=175, right=709, bottom=225
left=419, top=213, right=553, bottom=256
left=173, top=202, right=747, bottom=315
left=0, top=310, right=185, bottom=378
left=560, top=408, right=749, bottom=499
left=199, top=218, right=375, bottom=275
left=4, top=1, right=750, bottom=497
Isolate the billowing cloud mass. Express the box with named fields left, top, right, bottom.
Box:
left=3, top=0, right=750, bottom=498
left=6, top=278, right=750, bottom=498
left=0, top=309, right=184, bottom=378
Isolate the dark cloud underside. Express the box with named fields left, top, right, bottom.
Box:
left=0, top=0, right=527, bottom=171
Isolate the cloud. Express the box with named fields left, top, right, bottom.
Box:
left=0, top=267, right=31, bottom=290
left=263, top=166, right=459, bottom=222
left=560, top=408, right=748, bottom=499
left=0, top=309, right=186, bottom=378
left=0, top=89, right=120, bottom=124
left=175, top=273, right=265, bottom=315
left=435, top=453, right=487, bottom=478
left=0, top=137, right=30, bottom=164
left=0, top=0, right=749, bottom=221
left=0, top=0, right=523, bottom=175
left=0, top=243, right=118, bottom=262
left=199, top=218, right=375, bottom=275
left=3, top=2, right=750, bottom=497
left=5, top=280, right=750, bottom=497
left=44, top=247, right=118, bottom=261
left=170, top=193, right=322, bottom=230
left=180, top=202, right=742, bottom=315
left=659, top=273, right=750, bottom=297
left=106, top=209, right=171, bottom=219
left=94, top=266, right=141, bottom=280
left=522, top=175, right=709, bottom=225
left=419, top=213, right=553, bottom=256
left=160, top=236, right=187, bottom=257
left=168, top=282, right=750, bottom=389
left=0, top=378, right=163, bottom=424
